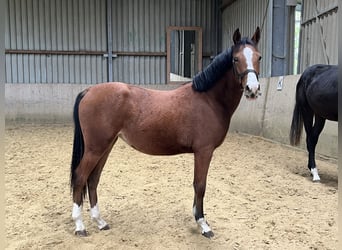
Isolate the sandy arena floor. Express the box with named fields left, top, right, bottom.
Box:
left=5, top=124, right=338, bottom=249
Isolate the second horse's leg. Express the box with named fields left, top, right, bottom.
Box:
left=193, top=149, right=214, bottom=238
left=307, top=116, right=326, bottom=181
left=302, top=110, right=319, bottom=181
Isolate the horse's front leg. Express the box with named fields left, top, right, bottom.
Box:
left=193, top=149, right=214, bottom=238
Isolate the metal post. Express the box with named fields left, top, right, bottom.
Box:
left=271, top=0, right=286, bottom=76
left=106, top=0, right=113, bottom=82
left=266, top=0, right=273, bottom=77
left=214, top=0, right=221, bottom=56
left=286, top=0, right=297, bottom=75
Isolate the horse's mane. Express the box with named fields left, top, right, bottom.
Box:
left=192, top=37, right=255, bottom=92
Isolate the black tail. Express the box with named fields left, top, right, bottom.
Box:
left=70, top=90, right=87, bottom=200
left=289, top=77, right=305, bottom=146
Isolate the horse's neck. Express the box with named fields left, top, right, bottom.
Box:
left=208, top=71, right=243, bottom=116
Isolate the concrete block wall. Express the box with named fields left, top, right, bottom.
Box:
left=5, top=75, right=338, bottom=158
left=5, top=83, right=180, bottom=124
left=5, top=84, right=90, bottom=123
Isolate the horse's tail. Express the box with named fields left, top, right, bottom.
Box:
left=70, top=90, right=87, bottom=201
left=289, top=77, right=305, bottom=146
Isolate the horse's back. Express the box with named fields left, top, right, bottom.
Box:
left=302, top=65, right=338, bottom=121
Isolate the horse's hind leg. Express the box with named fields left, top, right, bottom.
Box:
left=307, top=116, right=326, bottom=181
left=72, top=152, right=103, bottom=236
left=88, top=140, right=116, bottom=231
left=192, top=149, right=214, bottom=238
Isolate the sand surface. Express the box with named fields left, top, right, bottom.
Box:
left=5, top=124, right=337, bottom=249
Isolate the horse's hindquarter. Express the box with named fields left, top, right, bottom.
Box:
left=305, top=65, right=338, bottom=121
left=78, top=83, right=135, bottom=149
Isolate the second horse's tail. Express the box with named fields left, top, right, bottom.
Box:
left=70, top=90, right=87, bottom=201
left=289, top=77, right=304, bottom=146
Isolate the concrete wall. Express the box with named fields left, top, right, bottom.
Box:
left=5, top=83, right=179, bottom=123
left=5, top=84, right=89, bottom=123
left=5, top=75, right=338, bottom=158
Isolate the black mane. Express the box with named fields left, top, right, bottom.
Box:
left=192, top=37, right=255, bottom=92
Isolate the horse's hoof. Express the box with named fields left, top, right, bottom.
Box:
left=202, top=230, right=214, bottom=238
left=310, top=169, right=320, bottom=182
left=75, top=230, right=88, bottom=237
left=100, top=224, right=110, bottom=230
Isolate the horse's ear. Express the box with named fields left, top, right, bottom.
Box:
left=251, top=26, right=261, bottom=45
left=233, top=28, right=241, bottom=45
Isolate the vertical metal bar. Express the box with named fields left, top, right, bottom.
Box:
left=180, top=30, right=184, bottom=76
left=213, top=0, right=220, bottom=56
left=107, top=0, right=113, bottom=82
left=286, top=3, right=296, bottom=75
left=271, top=0, right=286, bottom=76
left=266, top=0, right=273, bottom=77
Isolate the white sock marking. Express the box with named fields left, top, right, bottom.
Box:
left=311, top=168, right=321, bottom=181
left=90, top=203, right=108, bottom=229
left=197, top=217, right=212, bottom=234
left=72, top=203, right=85, bottom=232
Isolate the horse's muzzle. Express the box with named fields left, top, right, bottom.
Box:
left=244, top=84, right=261, bottom=99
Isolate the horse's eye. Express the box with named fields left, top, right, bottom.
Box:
left=233, top=57, right=238, bottom=63
left=258, top=56, right=262, bottom=61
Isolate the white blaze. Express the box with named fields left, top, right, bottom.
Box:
left=243, top=47, right=259, bottom=91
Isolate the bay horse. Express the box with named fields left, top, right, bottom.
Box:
left=70, top=27, right=261, bottom=238
left=289, top=64, right=338, bottom=181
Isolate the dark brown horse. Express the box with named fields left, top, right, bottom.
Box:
left=70, top=27, right=261, bottom=238
left=289, top=64, right=338, bottom=181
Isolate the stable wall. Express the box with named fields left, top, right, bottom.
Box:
left=5, top=75, right=338, bottom=158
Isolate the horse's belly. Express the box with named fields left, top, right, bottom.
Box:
left=118, top=132, right=193, bottom=156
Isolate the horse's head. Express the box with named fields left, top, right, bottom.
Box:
left=232, top=27, right=261, bottom=99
